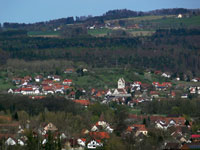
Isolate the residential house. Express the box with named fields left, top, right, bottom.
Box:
left=21, top=88, right=35, bottom=95
left=12, top=78, right=22, bottom=85
left=161, top=72, right=171, bottom=78
left=181, top=94, right=188, bottom=99
left=150, top=91, right=159, bottom=98
left=42, top=86, right=54, bottom=95
left=63, top=79, right=72, bottom=86
left=154, top=117, right=186, bottom=130
left=134, top=91, right=143, bottom=98
left=77, top=138, right=86, bottom=147
left=64, top=68, right=75, bottom=74
left=87, top=140, right=103, bottom=149
left=43, top=123, right=58, bottom=133
left=5, top=137, right=16, bottom=146
left=35, top=75, right=43, bottom=82
left=189, top=87, right=196, bottom=94
left=52, top=75, right=61, bottom=82
left=24, top=76, right=32, bottom=82
left=74, top=100, right=90, bottom=107
left=127, top=124, right=148, bottom=136
left=178, top=14, right=183, bottom=18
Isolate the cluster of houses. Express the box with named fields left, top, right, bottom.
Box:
left=0, top=115, right=114, bottom=150
left=8, top=75, right=73, bottom=96
left=128, top=114, right=200, bottom=149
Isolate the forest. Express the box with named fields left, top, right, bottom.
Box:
left=0, top=28, right=200, bottom=75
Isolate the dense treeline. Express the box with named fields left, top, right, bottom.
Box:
left=93, top=8, right=200, bottom=21
left=0, top=95, right=83, bottom=116
left=141, top=99, right=200, bottom=117
left=0, top=28, right=200, bottom=74
left=3, top=17, right=75, bottom=31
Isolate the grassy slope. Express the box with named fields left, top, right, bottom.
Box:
left=63, top=68, right=170, bottom=89
left=89, top=15, right=200, bottom=37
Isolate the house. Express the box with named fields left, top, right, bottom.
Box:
left=189, top=87, right=196, bottom=94
left=42, top=80, right=53, bottom=86
left=54, top=84, right=64, bottom=94
left=134, top=91, right=143, bottom=98
left=63, top=79, right=72, bottom=86
left=127, top=124, right=148, bottom=136
left=12, top=78, right=22, bottom=85
left=77, top=138, right=86, bottom=147
left=171, top=91, right=176, bottom=98
left=24, top=76, right=32, bottom=82
left=35, top=75, right=43, bottom=82
left=44, top=123, right=58, bottom=132
left=42, top=86, right=54, bottom=95
left=8, top=89, right=14, bottom=94
left=87, top=140, right=103, bottom=149
left=118, top=78, right=125, bottom=89
left=21, top=88, right=34, bottom=95
left=83, top=68, right=88, bottom=72
left=89, top=132, right=110, bottom=140
left=131, top=81, right=141, bottom=91
left=64, top=68, right=75, bottom=74
left=154, top=117, right=186, bottom=130
left=17, top=139, right=25, bottom=146
left=74, top=100, right=90, bottom=107
left=161, top=73, right=171, bottom=78
left=181, top=94, right=188, bottom=99
left=52, top=75, right=61, bottom=82
left=91, top=120, right=114, bottom=133
left=5, top=137, right=16, bottom=146
left=178, top=14, right=183, bottom=18
left=150, top=91, right=159, bottom=98
left=113, top=88, right=127, bottom=95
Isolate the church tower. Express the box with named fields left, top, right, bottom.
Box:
left=118, top=78, right=125, bottom=89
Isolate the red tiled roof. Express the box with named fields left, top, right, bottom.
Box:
left=134, top=81, right=142, bottom=85
left=171, top=91, right=176, bottom=96
left=90, top=132, right=110, bottom=139
left=74, top=100, right=90, bottom=106
left=21, top=88, right=33, bottom=91
left=132, top=124, right=147, bottom=131
left=150, top=91, right=159, bottom=95
left=63, top=79, right=72, bottom=83
left=43, top=86, right=53, bottom=91
left=54, top=84, right=63, bottom=89
left=65, top=68, right=74, bottom=72
left=42, top=80, right=53, bottom=85
left=81, top=138, right=86, bottom=142
left=63, top=85, right=70, bottom=90
left=191, top=135, right=200, bottom=138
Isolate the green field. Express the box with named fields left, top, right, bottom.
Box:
left=151, top=15, right=200, bottom=28
left=88, top=28, right=112, bottom=37
left=106, top=15, right=174, bottom=23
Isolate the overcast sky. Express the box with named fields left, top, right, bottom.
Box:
left=0, top=0, right=200, bottom=23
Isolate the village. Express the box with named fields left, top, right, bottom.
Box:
left=0, top=68, right=199, bottom=149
